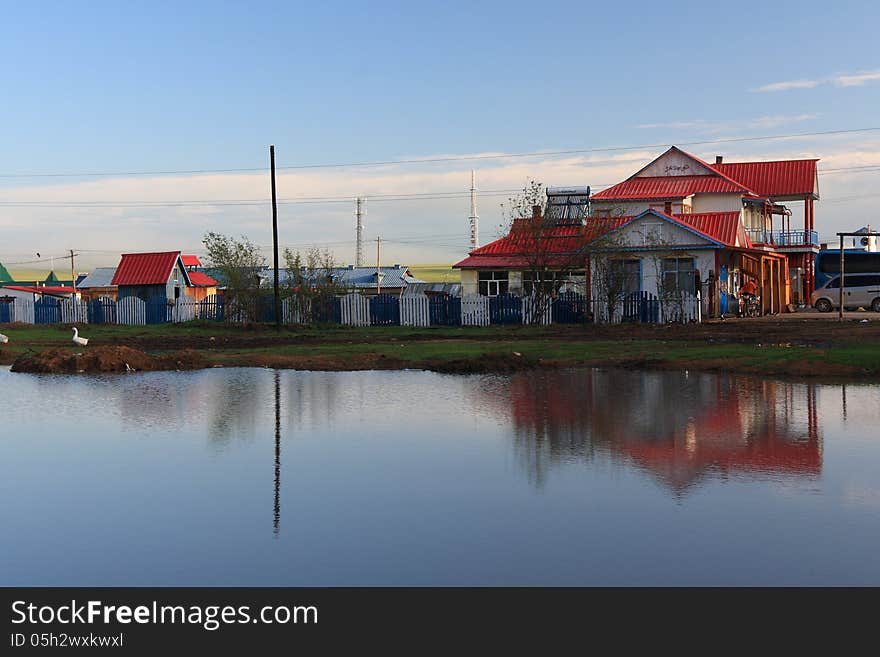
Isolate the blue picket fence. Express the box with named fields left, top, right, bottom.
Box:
left=1, top=291, right=701, bottom=327
left=621, top=291, right=660, bottom=323
left=553, top=291, right=591, bottom=324
left=369, top=294, right=400, bottom=326
left=428, top=295, right=461, bottom=326
left=87, top=298, right=117, bottom=324
left=34, top=297, right=61, bottom=324
left=489, top=294, right=522, bottom=325
left=198, top=295, right=225, bottom=321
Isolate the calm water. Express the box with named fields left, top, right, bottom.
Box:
left=1, top=365, right=879, bottom=586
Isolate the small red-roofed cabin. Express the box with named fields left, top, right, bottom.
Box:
left=186, top=270, right=219, bottom=302
left=111, top=252, right=192, bottom=303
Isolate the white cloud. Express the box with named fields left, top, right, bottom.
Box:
left=2, top=137, right=878, bottom=271
left=755, top=69, right=880, bottom=92
left=834, top=71, right=880, bottom=87
left=754, top=79, right=820, bottom=93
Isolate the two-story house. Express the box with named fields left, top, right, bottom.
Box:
left=455, top=147, right=819, bottom=317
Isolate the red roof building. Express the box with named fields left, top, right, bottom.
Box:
left=187, top=271, right=218, bottom=287
left=111, top=252, right=192, bottom=302
left=455, top=145, right=819, bottom=314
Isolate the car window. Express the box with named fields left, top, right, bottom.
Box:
left=843, top=274, right=880, bottom=287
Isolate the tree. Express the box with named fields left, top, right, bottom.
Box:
left=500, top=181, right=591, bottom=324
left=282, top=246, right=345, bottom=324
left=202, top=232, right=266, bottom=322
left=500, top=181, right=627, bottom=324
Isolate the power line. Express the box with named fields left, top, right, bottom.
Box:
left=0, top=126, right=877, bottom=179
left=0, top=188, right=524, bottom=208
left=1, top=162, right=877, bottom=209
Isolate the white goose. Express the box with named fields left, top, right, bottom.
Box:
left=0, top=333, right=8, bottom=344
left=72, top=327, right=88, bottom=346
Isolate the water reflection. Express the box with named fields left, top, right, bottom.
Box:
left=481, top=369, right=821, bottom=493
left=273, top=370, right=281, bottom=536
left=6, top=365, right=880, bottom=585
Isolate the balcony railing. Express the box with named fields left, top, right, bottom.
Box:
left=745, top=229, right=818, bottom=247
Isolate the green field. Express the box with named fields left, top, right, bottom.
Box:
left=408, top=264, right=459, bottom=283
left=3, top=320, right=880, bottom=380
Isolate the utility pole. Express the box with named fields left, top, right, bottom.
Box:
left=376, top=236, right=381, bottom=295
left=69, top=250, right=76, bottom=293
left=270, top=145, right=280, bottom=330
left=69, top=249, right=78, bottom=321
left=356, top=198, right=365, bottom=267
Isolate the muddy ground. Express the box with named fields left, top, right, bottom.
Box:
left=11, top=346, right=207, bottom=374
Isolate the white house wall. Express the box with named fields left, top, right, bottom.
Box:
left=636, top=150, right=716, bottom=177
left=690, top=193, right=744, bottom=213
left=460, top=269, right=478, bottom=296
left=607, top=217, right=715, bottom=248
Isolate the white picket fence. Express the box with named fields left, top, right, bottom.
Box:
left=9, top=298, right=35, bottom=324
left=339, top=293, right=370, bottom=326
left=282, top=297, right=310, bottom=325
left=117, top=297, right=146, bottom=325
left=659, top=293, right=702, bottom=324
left=399, top=295, right=430, bottom=327
left=521, top=296, right=553, bottom=325
left=460, top=294, right=490, bottom=326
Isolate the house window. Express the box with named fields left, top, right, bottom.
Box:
left=522, top=271, right=586, bottom=295
left=661, top=257, right=695, bottom=294
left=478, top=271, right=509, bottom=296
left=610, top=260, right=641, bottom=295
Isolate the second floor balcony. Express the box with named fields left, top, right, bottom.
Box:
left=746, top=229, right=819, bottom=248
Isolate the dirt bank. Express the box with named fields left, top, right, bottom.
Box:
left=10, top=346, right=208, bottom=374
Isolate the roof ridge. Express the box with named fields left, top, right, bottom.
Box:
left=672, top=146, right=757, bottom=194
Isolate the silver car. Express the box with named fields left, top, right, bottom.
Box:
left=811, top=273, right=880, bottom=312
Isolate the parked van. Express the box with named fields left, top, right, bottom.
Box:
left=811, top=273, right=880, bottom=312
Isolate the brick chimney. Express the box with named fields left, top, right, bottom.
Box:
left=715, top=155, right=723, bottom=165
left=532, top=205, right=542, bottom=219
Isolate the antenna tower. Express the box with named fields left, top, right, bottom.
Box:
left=468, top=170, right=479, bottom=250
left=356, top=197, right=365, bottom=267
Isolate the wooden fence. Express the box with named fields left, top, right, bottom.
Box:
left=1, top=291, right=701, bottom=327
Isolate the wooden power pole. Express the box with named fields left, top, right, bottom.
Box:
left=270, top=145, right=280, bottom=330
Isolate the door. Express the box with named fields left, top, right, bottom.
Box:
left=719, top=265, right=728, bottom=315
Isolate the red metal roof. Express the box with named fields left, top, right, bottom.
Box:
left=187, top=271, right=219, bottom=287
left=676, top=211, right=751, bottom=248
left=454, top=211, right=748, bottom=268
left=591, top=174, right=750, bottom=200
left=111, top=251, right=187, bottom=286
left=181, top=255, right=202, bottom=267
left=710, top=159, right=818, bottom=198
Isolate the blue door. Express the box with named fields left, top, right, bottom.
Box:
left=719, top=265, right=729, bottom=315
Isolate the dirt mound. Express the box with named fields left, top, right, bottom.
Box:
left=11, top=346, right=208, bottom=374
left=425, top=351, right=542, bottom=374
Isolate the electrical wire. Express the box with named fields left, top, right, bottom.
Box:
left=0, top=126, right=877, bottom=178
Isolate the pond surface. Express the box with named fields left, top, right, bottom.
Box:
left=1, top=365, right=879, bottom=585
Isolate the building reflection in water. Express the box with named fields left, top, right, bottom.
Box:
left=478, top=369, right=821, bottom=493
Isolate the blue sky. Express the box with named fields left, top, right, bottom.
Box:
left=2, top=1, right=880, bottom=268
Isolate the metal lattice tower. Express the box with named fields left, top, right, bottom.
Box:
left=469, top=170, right=479, bottom=250
left=355, top=197, right=365, bottom=267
